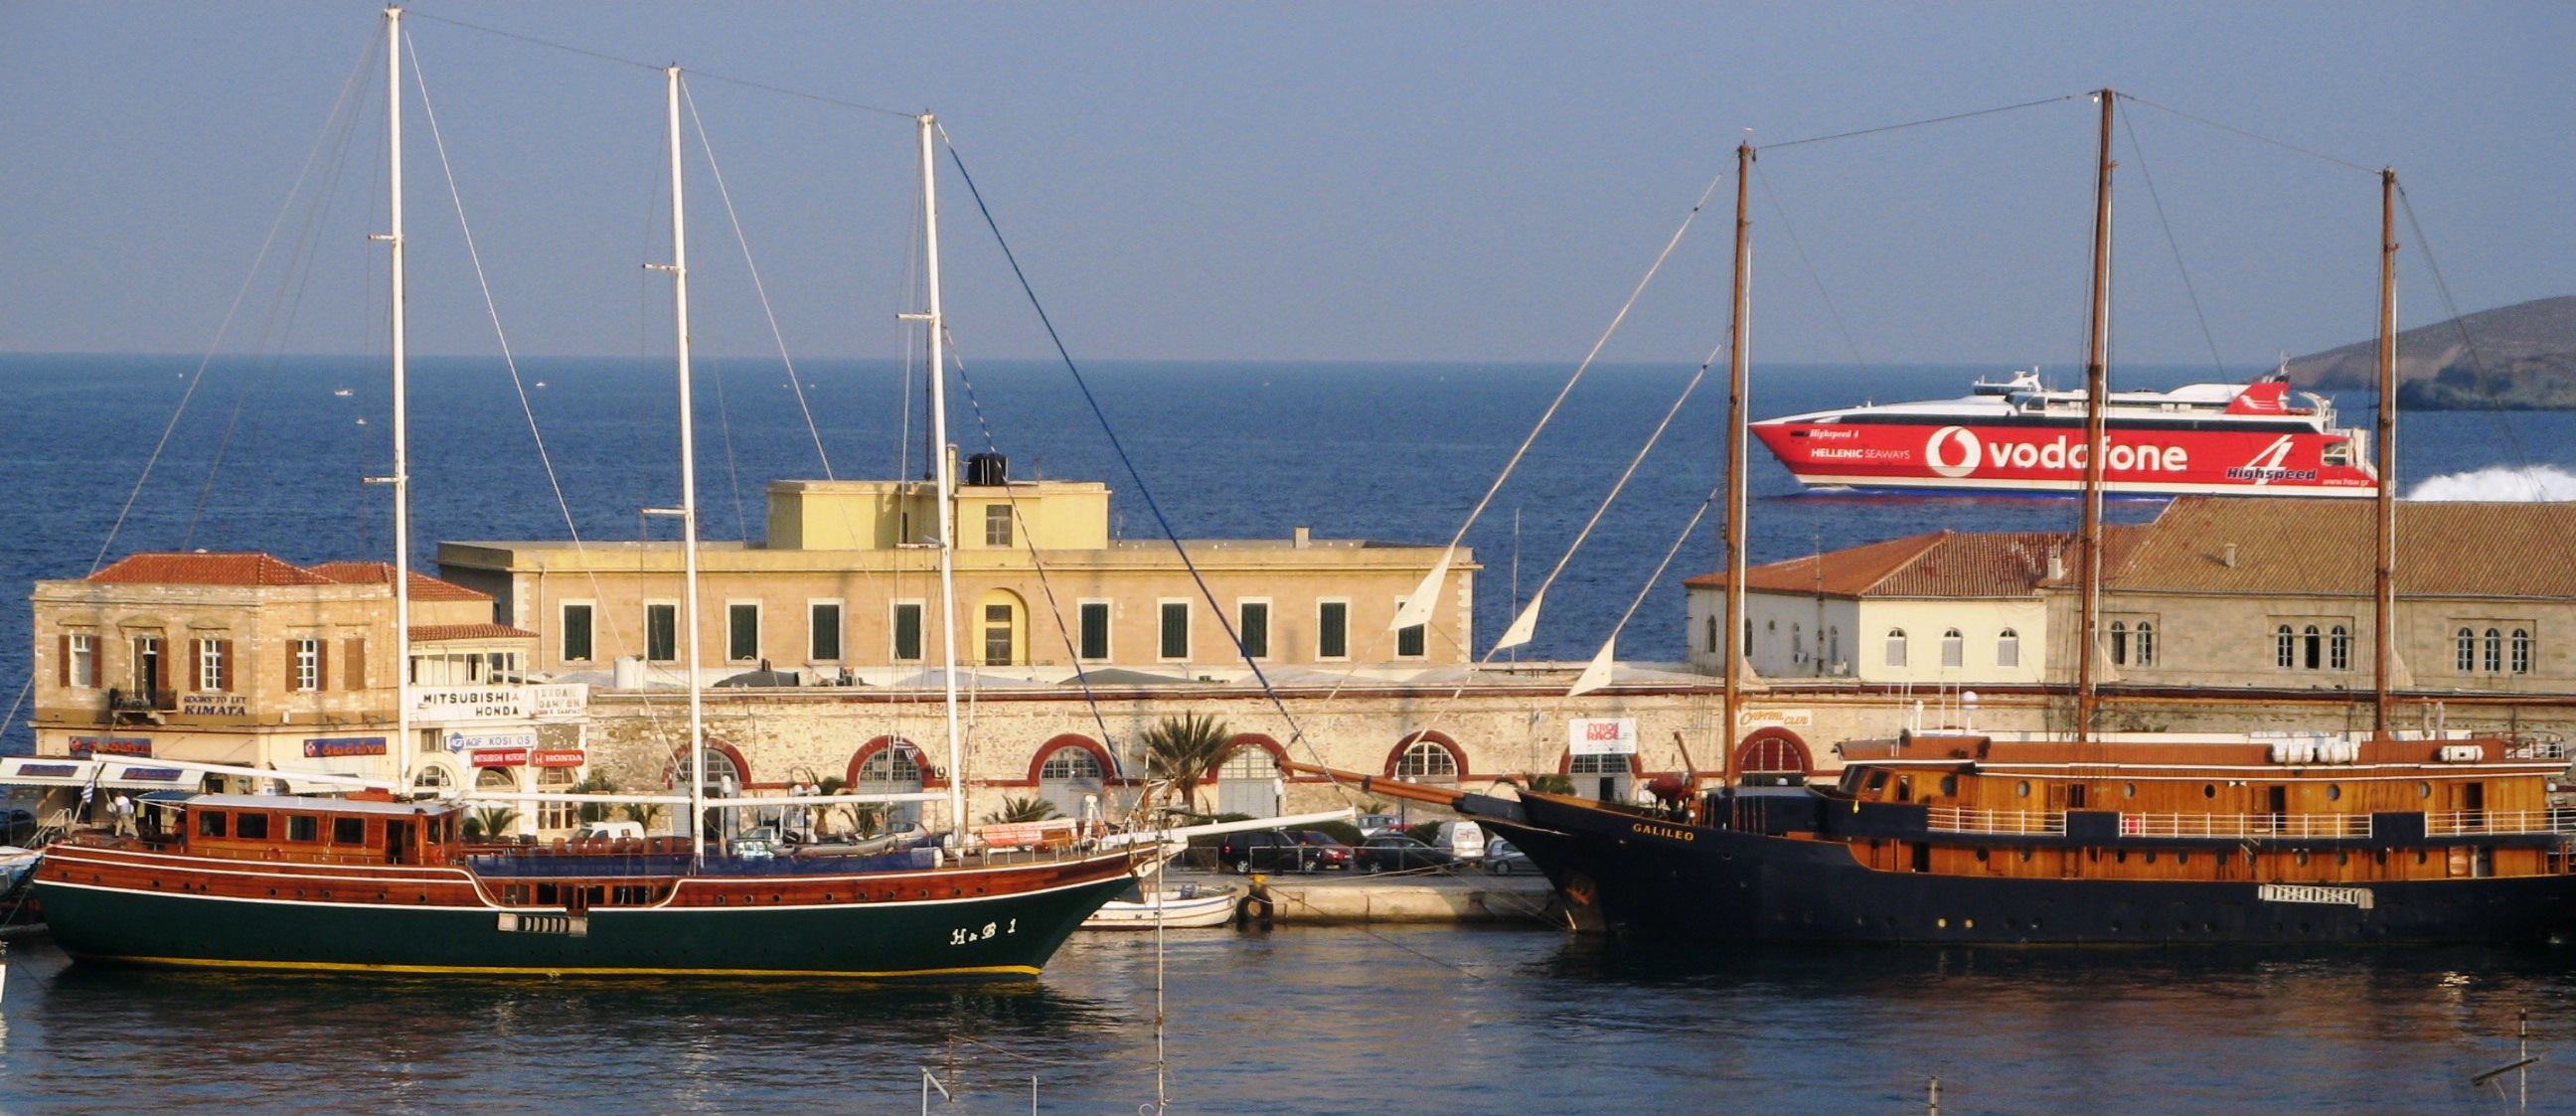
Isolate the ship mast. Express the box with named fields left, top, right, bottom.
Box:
left=651, top=66, right=711, bottom=864
left=1718, top=140, right=1752, bottom=792
left=2373, top=168, right=2399, bottom=731
left=2073, top=88, right=2115, bottom=745
left=918, top=114, right=969, bottom=845
left=376, top=5, right=414, bottom=792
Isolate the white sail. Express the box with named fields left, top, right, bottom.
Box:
left=1388, top=548, right=1452, bottom=632
left=1567, top=638, right=1618, bottom=697
left=1493, top=587, right=1544, bottom=651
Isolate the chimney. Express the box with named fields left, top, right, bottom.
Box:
left=2221, top=543, right=2238, bottom=568
left=2047, top=549, right=2065, bottom=581
left=1292, top=526, right=1312, bottom=550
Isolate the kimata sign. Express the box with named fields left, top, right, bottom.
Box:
left=1567, top=717, right=1638, bottom=756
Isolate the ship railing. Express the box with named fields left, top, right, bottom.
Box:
left=2120, top=813, right=2371, bottom=839
left=2425, top=809, right=2576, bottom=836
left=2501, top=735, right=2569, bottom=761
left=1924, top=807, right=2065, bottom=836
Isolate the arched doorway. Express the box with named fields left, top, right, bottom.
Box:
left=1390, top=733, right=1462, bottom=787
left=1215, top=738, right=1282, bottom=818
left=1735, top=726, right=1814, bottom=786
left=977, top=588, right=1029, bottom=667
left=1037, top=743, right=1106, bottom=821
left=1568, top=752, right=1635, bottom=803
left=852, top=742, right=926, bottom=831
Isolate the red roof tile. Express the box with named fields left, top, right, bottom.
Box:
left=1688, top=531, right=2061, bottom=599
left=87, top=553, right=332, bottom=587
left=2102, top=496, right=2576, bottom=597
left=308, top=561, right=490, bottom=601
left=408, top=623, right=536, bottom=643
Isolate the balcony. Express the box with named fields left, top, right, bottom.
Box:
left=104, top=687, right=176, bottom=723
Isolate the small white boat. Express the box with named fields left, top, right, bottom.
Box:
left=1080, top=881, right=1236, bottom=930
left=332, top=387, right=354, bottom=397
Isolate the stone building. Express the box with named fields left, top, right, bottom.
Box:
left=1684, top=530, right=2060, bottom=687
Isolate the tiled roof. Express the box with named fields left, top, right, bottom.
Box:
left=308, top=560, right=491, bottom=601
left=87, top=553, right=332, bottom=587
left=408, top=623, right=536, bottom=643
left=2102, top=496, right=2576, bottom=598
left=1687, top=530, right=2062, bottom=599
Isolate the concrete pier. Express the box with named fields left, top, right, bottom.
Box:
left=1211, top=868, right=1560, bottom=926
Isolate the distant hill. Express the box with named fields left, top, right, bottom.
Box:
left=2283, top=295, right=2576, bottom=409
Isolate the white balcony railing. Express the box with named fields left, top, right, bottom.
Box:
left=1924, top=807, right=2065, bottom=836
left=2425, top=809, right=2576, bottom=836
left=2119, top=813, right=2371, bottom=839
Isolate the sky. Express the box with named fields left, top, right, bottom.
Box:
left=0, top=2, right=2569, bottom=370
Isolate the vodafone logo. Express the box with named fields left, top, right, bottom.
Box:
left=1924, top=426, right=1982, bottom=478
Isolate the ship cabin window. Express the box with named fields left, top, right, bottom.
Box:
left=2329, top=625, right=2351, bottom=671
left=335, top=816, right=367, bottom=845
left=1939, top=775, right=1958, bottom=796
left=1885, top=629, right=1908, bottom=668
left=2327, top=784, right=2342, bottom=801
left=1895, top=775, right=1913, bottom=802
left=236, top=813, right=270, bottom=840
left=2203, top=784, right=2218, bottom=798
left=2123, top=782, right=2136, bottom=798
left=2512, top=628, right=2533, bottom=675
left=2015, top=780, right=2030, bottom=798
left=1863, top=770, right=1890, bottom=794
left=2277, top=625, right=2298, bottom=669
left=2324, top=439, right=2353, bottom=467
left=197, top=811, right=227, bottom=838
left=287, top=815, right=319, bottom=842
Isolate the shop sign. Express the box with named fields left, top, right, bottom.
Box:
left=469, top=747, right=530, bottom=768
left=1736, top=708, right=1815, bottom=729
left=411, top=686, right=532, bottom=721
left=444, top=728, right=538, bottom=753
left=302, top=736, right=388, bottom=759
left=1567, top=717, right=1638, bottom=756
left=70, top=735, right=152, bottom=758
left=180, top=694, right=248, bottom=717
left=528, top=684, right=588, bottom=719
left=532, top=749, right=586, bottom=768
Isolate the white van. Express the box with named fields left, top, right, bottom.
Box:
left=572, top=821, right=645, bottom=842
left=1420, top=820, right=1486, bottom=862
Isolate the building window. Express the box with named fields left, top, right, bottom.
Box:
left=1077, top=602, right=1110, bottom=661
left=1790, top=624, right=1806, bottom=665
left=1238, top=600, right=1270, bottom=659
left=809, top=601, right=843, bottom=661
left=196, top=637, right=229, bottom=692
left=2303, top=625, right=2323, bottom=670
left=2456, top=627, right=2477, bottom=673
left=2485, top=627, right=2503, bottom=673
left=67, top=633, right=97, bottom=689
left=1394, top=739, right=1459, bottom=783
left=1395, top=597, right=1426, bottom=659
left=1997, top=629, right=2019, bottom=669
left=984, top=503, right=1013, bottom=548
left=1318, top=600, right=1349, bottom=660
left=983, top=603, right=1015, bottom=666
left=2280, top=625, right=2300, bottom=670
left=561, top=602, right=594, bottom=662
left=536, top=766, right=578, bottom=831
left=645, top=603, right=678, bottom=663
left=294, top=638, right=322, bottom=692
left=1705, top=614, right=1719, bottom=654
left=133, top=634, right=165, bottom=694
left=2109, top=622, right=2128, bottom=666
left=1827, top=626, right=1842, bottom=669
left=1160, top=601, right=1190, bottom=660
left=2512, top=628, right=2532, bottom=675
left=2329, top=625, right=2351, bottom=672
left=2135, top=621, right=2156, bottom=667
left=1884, top=629, right=1907, bottom=669
left=1940, top=628, right=1963, bottom=669
left=892, top=602, right=924, bottom=662
left=726, top=604, right=760, bottom=663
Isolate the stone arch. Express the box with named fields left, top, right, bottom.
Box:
left=847, top=734, right=941, bottom=788
left=1025, top=732, right=1122, bottom=784
left=1735, top=726, right=1815, bottom=775
left=975, top=587, right=1030, bottom=667
left=1384, top=729, right=1466, bottom=783
left=661, top=736, right=751, bottom=790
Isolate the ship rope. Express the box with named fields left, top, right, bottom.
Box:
left=2397, top=186, right=2556, bottom=504
left=1751, top=160, right=1866, bottom=368
left=2118, top=108, right=2230, bottom=380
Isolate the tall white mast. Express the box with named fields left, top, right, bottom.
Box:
left=660, top=66, right=709, bottom=863
left=381, top=5, right=413, bottom=791
left=919, top=113, right=968, bottom=843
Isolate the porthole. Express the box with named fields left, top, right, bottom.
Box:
left=2203, top=784, right=2217, bottom=799
left=2123, top=782, right=2137, bottom=798
left=2115, top=850, right=2129, bottom=864
left=2335, top=852, right=2349, bottom=867
left=2327, top=784, right=2342, bottom=801
left=2176, top=851, right=2189, bottom=865
left=1940, top=775, right=1958, bottom=796
left=2416, top=850, right=2429, bottom=865
left=1936, top=917, right=1949, bottom=929
left=2018, top=848, right=2033, bottom=863
left=2016, top=780, right=2031, bottom=798
left=2144, top=850, right=2157, bottom=864
left=1964, top=919, right=1976, bottom=929
left=2418, top=782, right=2433, bottom=799
left=1975, top=848, right=1990, bottom=863
left=2295, top=852, right=2310, bottom=867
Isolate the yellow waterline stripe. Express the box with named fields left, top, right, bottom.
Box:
left=82, top=953, right=1041, bottom=979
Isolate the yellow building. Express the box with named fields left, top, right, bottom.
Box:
left=435, top=471, right=1478, bottom=683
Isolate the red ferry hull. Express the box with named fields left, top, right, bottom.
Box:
left=1754, top=421, right=2376, bottom=497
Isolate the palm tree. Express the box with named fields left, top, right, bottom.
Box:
left=981, top=796, right=1059, bottom=825
left=1141, top=713, right=1232, bottom=814
left=570, top=771, right=620, bottom=824
left=618, top=800, right=667, bottom=829
left=463, top=805, right=522, bottom=843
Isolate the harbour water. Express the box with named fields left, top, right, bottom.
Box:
left=7, top=354, right=2576, bottom=1110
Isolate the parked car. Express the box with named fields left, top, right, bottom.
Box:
left=1482, top=838, right=1534, bottom=876
left=1354, top=835, right=1461, bottom=874
left=1216, top=829, right=1352, bottom=874
left=1355, top=813, right=1403, bottom=838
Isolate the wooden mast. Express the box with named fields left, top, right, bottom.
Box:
left=2073, top=88, right=2115, bottom=745
left=2373, top=168, right=2399, bottom=731
left=1718, top=140, right=1752, bottom=791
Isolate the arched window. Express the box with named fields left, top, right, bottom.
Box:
left=411, top=765, right=453, bottom=795
left=2329, top=625, right=2351, bottom=671
left=1790, top=624, right=1806, bottom=665
left=1704, top=613, right=1719, bottom=654
left=1826, top=626, right=1842, bottom=669
left=2512, top=628, right=2533, bottom=675
left=2458, top=627, right=2478, bottom=673
left=2303, top=625, right=2324, bottom=671
left=1568, top=752, right=1631, bottom=802
left=2109, top=621, right=2129, bottom=667
left=1395, top=739, right=1460, bottom=784
left=1037, top=745, right=1107, bottom=821
left=1940, top=628, right=1963, bottom=669
left=2134, top=622, right=2155, bottom=667
left=1884, top=628, right=1908, bottom=669
left=2485, top=628, right=2504, bottom=673
left=476, top=766, right=517, bottom=792
left=1996, top=628, right=2020, bottom=669
left=2278, top=625, right=2299, bottom=669
left=1040, top=748, right=1103, bottom=781
left=1215, top=744, right=1282, bottom=818
left=856, top=745, right=926, bottom=829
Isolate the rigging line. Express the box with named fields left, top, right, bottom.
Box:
left=404, top=11, right=915, bottom=120
left=2119, top=107, right=2229, bottom=378
left=2118, top=93, right=2380, bottom=177
left=681, top=82, right=837, bottom=479
left=1759, top=91, right=2090, bottom=152
left=1750, top=160, right=1865, bottom=367
left=407, top=32, right=671, bottom=741
left=2397, top=185, right=2543, bottom=498
left=711, top=358, right=751, bottom=539
left=87, top=22, right=386, bottom=576
left=938, top=129, right=1354, bottom=798
left=1606, top=482, right=1721, bottom=654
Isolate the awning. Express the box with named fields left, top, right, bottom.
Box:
left=0, top=756, right=196, bottom=790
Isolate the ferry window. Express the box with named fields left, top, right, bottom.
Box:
left=2418, top=782, right=2432, bottom=799
left=335, top=817, right=366, bottom=844
left=1997, top=628, right=2019, bottom=669
left=2329, top=625, right=2351, bottom=671
left=2456, top=627, right=2477, bottom=672
left=1896, top=775, right=1913, bottom=801
left=726, top=603, right=760, bottom=663
left=645, top=603, right=679, bottom=663
left=2512, top=628, right=2532, bottom=675
left=1940, top=629, right=1963, bottom=669
left=2303, top=625, right=2323, bottom=670
left=2276, top=625, right=2297, bottom=669
left=562, top=602, right=594, bottom=663
left=197, top=811, right=227, bottom=838
left=2485, top=628, right=2503, bottom=673
left=2203, top=784, right=2217, bottom=798
left=2294, top=851, right=2310, bottom=867
left=237, top=813, right=270, bottom=840
left=892, top=602, right=924, bottom=662
left=2176, top=851, right=2188, bottom=865
left=287, top=815, right=318, bottom=842
left=2109, top=622, right=2128, bottom=666
left=2134, top=622, right=2155, bottom=667
left=2014, top=780, right=2030, bottom=798
left=1885, top=629, right=1908, bottom=669
left=2123, top=783, right=2136, bottom=798
left=2326, top=784, right=2341, bottom=801
left=1939, top=775, right=1958, bottom=796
